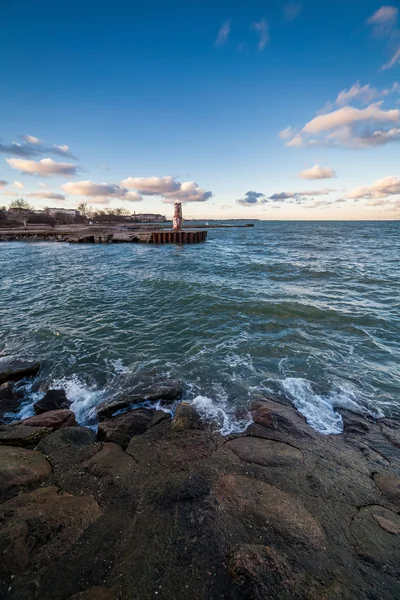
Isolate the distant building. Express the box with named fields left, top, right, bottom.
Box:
left=130, top=213, right=167, bottom=223
left=44, top=208, right=80, bottom=217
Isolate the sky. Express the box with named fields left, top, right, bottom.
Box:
left=1, top=0, right=400, bottom=220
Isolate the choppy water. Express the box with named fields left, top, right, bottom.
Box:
left=1, top=221, right=399, bottom=434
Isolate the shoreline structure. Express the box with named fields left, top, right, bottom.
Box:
left=0, top=356, right=400, bottom=599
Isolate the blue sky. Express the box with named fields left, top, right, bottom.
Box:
left=1, top=0, right=400, bottom=219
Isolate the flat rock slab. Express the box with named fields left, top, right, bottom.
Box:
left=97, top=409, right=155, bottom=449
left=37, top=426, right=99, bottom=468
left=216, top=474, right=326, bottom=550
left=226, top=436, right=303, bottom=467
left=350, top=505, right=400, bottom=575
left=68, top=588, right=116, bottom=600
left=373, top=472, right=400, bottom=508
left=22, top=409, right=77, bottom=430
left=0, top=423, right=53, bottom=448
left=0, top=486, right=101, bottom=575
left=0, top=445, right=52, bottom=494
left=0, top=356, right=40, bottom=384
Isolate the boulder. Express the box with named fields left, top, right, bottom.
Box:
left=34, top=388, right=70, bottom=414
left=37, top=426, right=99, bottom=468
left=0, top=382, right=22, bottom=420
left=96, top=379, right=183, bottom=420
left=0, top=445, right=52, bottom=494
left=22, top=409, right=77, bottom=430
left=0, top=356, right=40, bottom=384
left=97, top=408, right=155, bottom=448
left=0, top=423, right=53, bottom=448
left=373, top=472, right=400, bottom=508
left=171, top=402, right=203, bottom=431
left=0, top=486, right=101, bottom=575
left=250, top=400, right=313, bottom=439
left=226, top=436, right=303, bottom=468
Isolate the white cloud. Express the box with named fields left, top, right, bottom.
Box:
left=121, top=176, right=180, bottom=195
left=6, top=157, right=80, bottom=176
left=251, top=19, right=269, bottom=51
left=27, top=190, right=66, bottom=200
left=298, top=164, right=336, bottom=180
left=282, top=102, right=400, bottom=148
left=0, top=180, right=8, bottom=189
left=368, top=6, right=398, bottom=28
left=279, top=126, right=294, bottom=140
left=283, top=2, right=302, bottom=22
left=13, top=181, right=24, bottom=189
left=335, top=82, right=381, bottom=106
left=122, top=176, right=212, bottom=203
left=62, top=180, right=143, bottom=202
left=344, top=176, right=400, bottom=200
left=24, top=135, right=41, bottom=145
left=215, top=19, right=231, bottom=46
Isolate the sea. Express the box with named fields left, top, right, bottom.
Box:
left=1, top=220, right=399, bottom=435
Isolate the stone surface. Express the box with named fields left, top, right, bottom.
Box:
left=68, top=588, right=116, bottom=600
left=226, top=436, right=303, bottom=467
left=171, top=402, right=203, bottom=431
left=0, top=486, right=101, bottom=575
left=22, top=409, right=77, bottom=430
left=97, top=409, right=154, bottom=448
left=0, top=445, right=52, bottom=494
left=0, top=423, right=52, bottom=448
left=0, top=356, right=40, bottom=385
left=34, top=388, right=70, bottom=414
left=37, top=426, right=99, bottom=468
left=373, top=472, right=400, bottom=507
left=251, top=399, right=314, bottom=439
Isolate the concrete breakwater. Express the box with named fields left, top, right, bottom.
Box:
left=1, top=356, right=400, bottom=599
left=0, top=226, right=207, bottom=244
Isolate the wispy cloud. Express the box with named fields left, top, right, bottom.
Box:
left=251, top=19, right=269, bottom=51
left=215, top=19, right=232, bottom=46
left=283, top=2, right=302, bottom=22
left=367, top=6, right=400, bottom=70
left=268, top=188, right=335, bottom=202
left=27, top=190, right=66, bottom=200
left=6, top=158, right=81, bottom=177
left=62, top=180, right=143, bottom=203
left=298, top=164, right=336, bottom=180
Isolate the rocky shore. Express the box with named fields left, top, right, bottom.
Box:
left=1, top=356, right=400, bottom=599
left=0, top=227, right=155, bottom=244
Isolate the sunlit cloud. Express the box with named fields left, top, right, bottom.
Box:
left=23, top=135, right=42, bottom=145
left=215, top=19, right=232, bottom=46
left=344, top=176, right=400, bottom=201
left=122, top=176, right=212, bottom=203
left=6, top=157, right=80, bottom=177
left=27, top=190, right=66, bottom=200
left=298, top=164, right=336, bottom=180
left=13, top=181, right=24, bottom=189
left=62, top=180, right=143, bottom=203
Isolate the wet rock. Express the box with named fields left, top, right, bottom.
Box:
left=97, top=409, right=154, bottom=449
left=0, top=445, right=52, bottom=494
left=37, top=426, right=99, bottom=468
left=0, top=355, right=40, bottom=384
left=216, top=474, right=326, bottom=550
left=152, top=473, right=211, bottom=508
left=22, top=409, right=77, bottom=430
left=373, top=472, right=400, bottom=508
left=339, top=410, right=372, bottom=435
left=97, top=378, right=183, bottom=419
left=68, top=588, right=116, bottom=600
left=82, top=443, right=137, bottom=490
left=226, top=436, right=303, bottom=468
left=350, top=505, right=400, bottom=574
left=0, top=423, right=53, bottom=448
left=228, top=544, right=296, bottom=600
left=251, top=399, right=313, bottom=439
left=34, top=388, right=70, bottom=414
left=171, top=402, right=203, bottom=431
left=0, top=382, right=22, bottom=420
left=0, top=486, right=101, bottom=576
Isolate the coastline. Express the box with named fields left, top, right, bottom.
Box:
left=1, top=359, right=400, bottom=599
